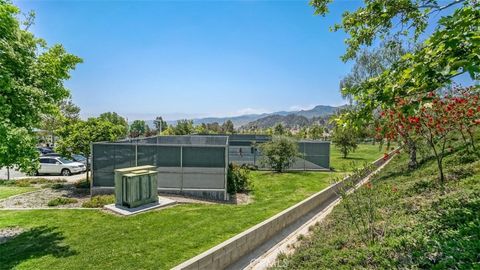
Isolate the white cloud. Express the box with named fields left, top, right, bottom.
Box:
left=235, top=107, right=270, bottom=115
left=288, top=104, right=316, bottom=111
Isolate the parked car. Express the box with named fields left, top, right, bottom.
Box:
left=37, top=157, right=86, bottom=176
left=43, top=153, right=89, bottom=167
left=37, top=147, right=54, bottom=155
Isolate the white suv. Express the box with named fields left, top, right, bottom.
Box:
left=38, top=157, right=86, bottom=176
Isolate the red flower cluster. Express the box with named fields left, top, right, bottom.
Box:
left=376, top=86, right=479, bottom=145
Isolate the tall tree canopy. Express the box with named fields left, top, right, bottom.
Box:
left=99, top=112, right=128, bottom=137
left=56, top=117, right=125, bottom=180
left=312, top=0, right=479, bottom=126
left=0, top=1, right=82, bottom=172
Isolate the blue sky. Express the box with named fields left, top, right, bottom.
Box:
left=17, top=0, right=359, bottom=120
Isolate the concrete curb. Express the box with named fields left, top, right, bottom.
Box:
left=173, top=151, right=397, bottom=270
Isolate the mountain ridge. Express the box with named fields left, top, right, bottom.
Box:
left=146, top=104, right=345, bottom=128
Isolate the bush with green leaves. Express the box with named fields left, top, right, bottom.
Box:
left=227, top=164, right=252, bottom=194
left=82, top=195, right=115, bottom=208
left=259, top=136, right=299, bottom=172
left=331, top=125, right=358, bottom=159
left=74, top=179, right=90, bottom=189
left=47, top=197, right=78, bottom=207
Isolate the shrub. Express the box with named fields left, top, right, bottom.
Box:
left=259, top=136, right=299, bottom=172
left=227, top=164, right=252, bottom=194
left=41, top=183, right=64, bottom=189
left=331, top=125, right=358, bottom=159
left=47, top=197, right=78, bottom=207
left=82, top=195, right=115, bottom=208
left=74, top=179, right=90, bottom=189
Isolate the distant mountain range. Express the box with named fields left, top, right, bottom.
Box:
left=146, top=105, right=346, bottom=129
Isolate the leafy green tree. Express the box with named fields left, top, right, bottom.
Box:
left=99, top=112, right=128, bottom=137
left=154, top=116, right=167, bottom=134
left=332, top=125, right=358, bottom=159
left=309, top=125, right=324, bottom=140
left=340, top=39, right=407, bottom=103
left=313, top=1, right=479, bottom=127
left=273, top=123, right=286, bottom=136
left=222, top=120, right=235, bottom=134
left=41, top=98, right=81, bottom=146
left=259, top=136, right=299, bottom=172
left=173, top=119, right=195, bottom=135
left=311, top=0, right=471, bottom=61
left=56, top=118, right=125, bottom=181
left=129, top=120, right=147, bottom=138
left=0, top=1, right=82, bottom=175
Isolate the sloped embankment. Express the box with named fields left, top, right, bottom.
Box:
left=273, top=147, right=480, bottom=269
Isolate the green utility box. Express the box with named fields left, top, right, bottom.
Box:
left=114, top=165, right=158, bottom=208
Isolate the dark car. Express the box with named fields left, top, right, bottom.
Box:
left=37, top=147, right=54, bottom=155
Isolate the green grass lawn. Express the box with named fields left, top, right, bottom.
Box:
left=0, top=186, right=38, bottom=200
left=0, top=171, right=334, bottom=269
left=331, top=143, right=384, bottom=172
left=0, top=144, right=382, bottom=269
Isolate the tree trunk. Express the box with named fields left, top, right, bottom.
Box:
left=86, top=158, right=90, bottom=181
left=7, top=167, right=10, bottom=181
left=407, top=139, right=418, bottom=170
left=466, top=130, right=477, bottom=152
left=436, top=155, right=445, bottom=186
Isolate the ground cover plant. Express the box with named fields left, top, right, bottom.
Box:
left=0, top=178, right=66, bottom=200
left=273, top=141, right=480, bottom=269
left=47, top=198, right=78, bottom=207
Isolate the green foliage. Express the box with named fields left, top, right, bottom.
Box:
left=0, top=178, right=65, bottom=187
left=338, top=4, right=480, bottom=127
left=129, top=120, right=148, bottom=138
left=0, top=1, right=82, bottom=175
left=227, top=163, right=252, bottom=194
left=57, top=118, right=124, bottom=158
left=260, top=136, right=299, bottom=172
left=99, top=112, right=128, bottom=137
left=172, top=119, right=195, bottom=135
left=311, top=0, right=471, bottom=61
left=74, top=179, right=90, bottom=189
left=81, top=195, right=115, bottom=208
left=50, top=183, right=64, bottom=190
left=47, top=197, right=78, bottom=207
left=56, top=117, right=124, bottom=180
left=154, top=116, right=167, bottom=133
left=340, top=39, right=407, bottom=103
left=308, top=125, right=324, bottom=140
left=222, top=120, right=235, bottom=134
left=274, top=143, right=480, bottom=269
left=331, top=125, right=358, bottom=158
left=273, top=123, right=286, bottom=135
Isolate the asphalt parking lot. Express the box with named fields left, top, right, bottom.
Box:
left=0, top=168, right=88, bottom=183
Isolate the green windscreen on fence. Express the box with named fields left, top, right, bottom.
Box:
left=92, top=136, right=228, bottom=188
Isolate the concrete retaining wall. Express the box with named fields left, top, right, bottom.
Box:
left=173, top=152, right=395, bottom=270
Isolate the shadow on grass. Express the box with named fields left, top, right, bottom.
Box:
left=0, top=226, right=76, bottom=269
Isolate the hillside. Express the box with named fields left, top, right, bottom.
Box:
left=274, top=140, right=480, bottom=269
left=159, top=104, right=344, bottom=128
left=241, top=113, right=333, bottom=130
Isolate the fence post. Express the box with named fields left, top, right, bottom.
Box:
left=135, top=141, right=138, bottom=167
left=180, top=146, right=183, bottom=193
left=303, top=142, right=306, bottom=171
left=224, top=145, right=228, bottom=201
